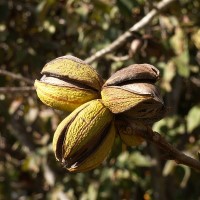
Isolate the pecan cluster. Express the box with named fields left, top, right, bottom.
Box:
left=35, top=55, right=165, bottom=172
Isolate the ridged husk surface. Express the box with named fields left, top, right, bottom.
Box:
left=53, top=99, right=116, bottom=172
left=35, top=55, right=103, bottom=112
left=101, top=64, right=165, bottom=124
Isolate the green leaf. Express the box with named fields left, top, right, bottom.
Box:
left=187, top=104, right=200, bottom=133
left=116, top=0, right=138, bottom=15
left=173, top=50, right=190, bottom=78
left=170, top=27, right=185, bottom=55
left=192, top=28, right=200, bottom=49
left=170, top=26, right=190, bottom=78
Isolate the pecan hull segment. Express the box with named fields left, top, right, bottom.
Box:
left=53, top=99, right=116, bottom=173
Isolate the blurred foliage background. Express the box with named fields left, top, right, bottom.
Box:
left=0, top=0, right=200, bottom=199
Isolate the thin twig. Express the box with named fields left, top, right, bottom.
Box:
left=107, top=54, right=130, bottom=62
left=85, top=0, right=176, bottom=64
left=0, top=69, right=34, bottom=85
left=139, top=127, right=200, bottom=172
left=8, top=101, right=36, bottom=152
left=8, top=105, right=56, bottom=187
left=0, top=86, right=35, bottom=94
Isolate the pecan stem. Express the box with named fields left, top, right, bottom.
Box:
left=138, top=127, right=200, bottom=172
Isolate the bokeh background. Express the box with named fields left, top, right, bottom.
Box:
left=0, top=0, right=200, bottom=199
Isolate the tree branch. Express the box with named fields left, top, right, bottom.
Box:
left=0, top=86, right=35, bottom=94
left=85, top=0, right=176, bottom=64
left=0, top=69, right=34, bottom=85
left=139, top=127, right=200, bottom=172
left=107, top=54, right=130, bottom=62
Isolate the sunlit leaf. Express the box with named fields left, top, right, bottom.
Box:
left=192, top=29, right=200, bottom=50
left=187, top=104, right=200, bottom=133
